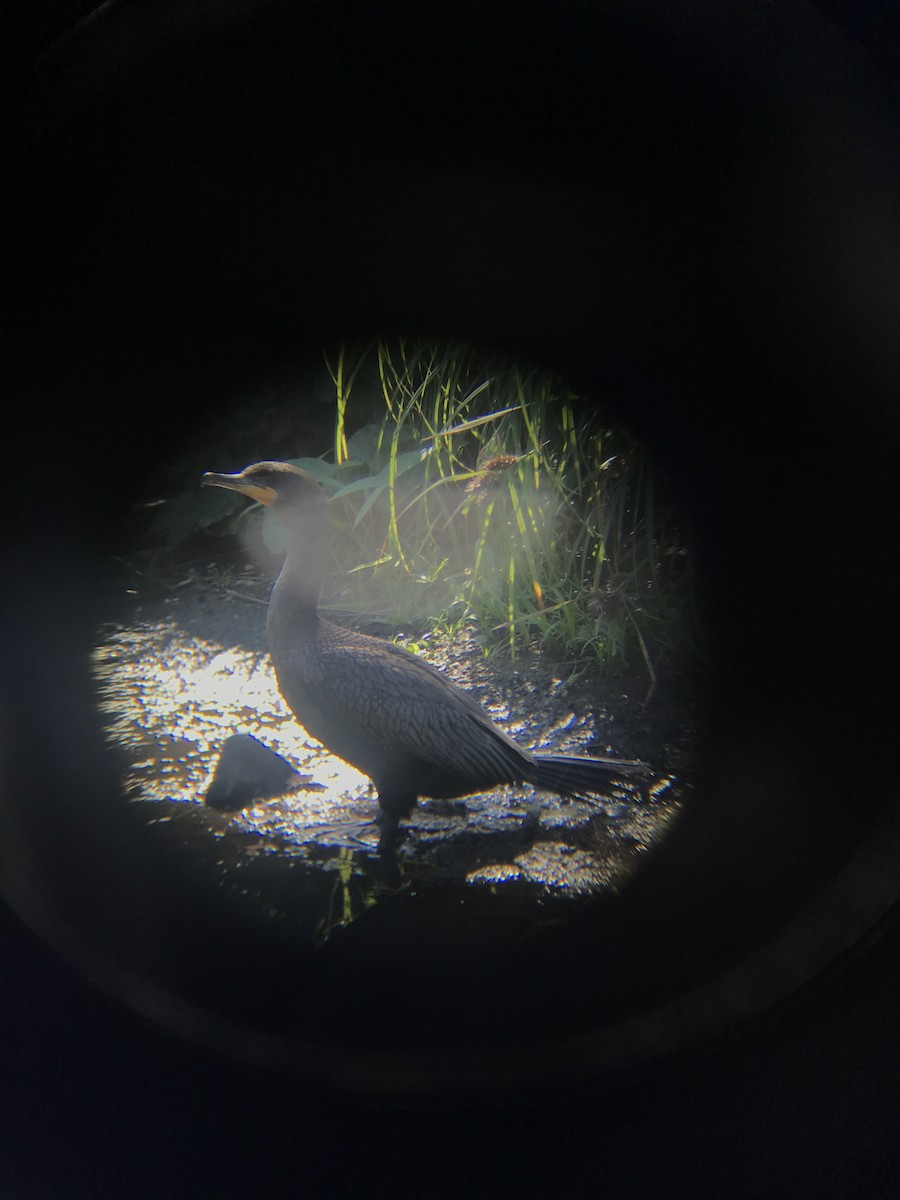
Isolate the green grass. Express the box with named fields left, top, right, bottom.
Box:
left=254, top=340, right=700, bottom=685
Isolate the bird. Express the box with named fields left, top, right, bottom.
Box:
left=202, top=461, right=651, bottom=852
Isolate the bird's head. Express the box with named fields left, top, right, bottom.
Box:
left=202, top=461, right=328, bottom=515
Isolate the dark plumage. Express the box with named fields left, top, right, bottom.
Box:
left=202, top=461, right=650, bottom=851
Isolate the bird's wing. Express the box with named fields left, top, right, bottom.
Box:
left=312, top=634, right=528, bottom=779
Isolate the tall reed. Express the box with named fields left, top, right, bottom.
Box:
left=267, top=340, right=697, bottom=680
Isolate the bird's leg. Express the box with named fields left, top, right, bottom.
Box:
left=375, top=811, right=401, bottom=854
left=519, top=801, right=542, bottom=842
left=374, top=788, right=417, bottom=854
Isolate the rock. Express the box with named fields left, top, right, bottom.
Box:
left=204, top=733, right=304, bottom=810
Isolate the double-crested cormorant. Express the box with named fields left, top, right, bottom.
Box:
left=202, top=461, right=649, bottom=850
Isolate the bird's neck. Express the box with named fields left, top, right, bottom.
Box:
left=272, top=511, right=330, bottom=615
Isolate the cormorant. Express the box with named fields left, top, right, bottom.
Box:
left=202, top=461, right=649, bottom=851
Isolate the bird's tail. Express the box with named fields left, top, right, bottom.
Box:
left=531, top=752, right=653, bottom=801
